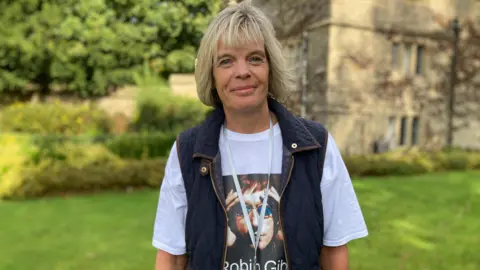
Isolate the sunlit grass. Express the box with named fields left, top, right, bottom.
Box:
left=348, top=171, right=480, bottom=270
left=1, top=171, right=479, bottom=270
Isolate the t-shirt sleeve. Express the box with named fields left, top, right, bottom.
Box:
left=321, top=133, right=369, bottom=247
left=152, top=141, right=188, bottom=255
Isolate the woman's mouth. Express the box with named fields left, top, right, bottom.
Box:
left=231, top=85, right=256, bottom=95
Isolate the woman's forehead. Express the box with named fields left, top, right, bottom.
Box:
left=215, top=39, right=265, bottom=55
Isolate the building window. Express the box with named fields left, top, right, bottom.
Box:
left=399, top=116, right=408, bottom=145
left=403, top=44, right=413, bottom=74
left=392, top=42, right=426, bottom=75
left=387, top=116, right=396, bottom=139
left=415, top=45, right=424, bottom=75
left=391, top=43, right=400, bottom=70
left=411, top=116, right=420, bottom=145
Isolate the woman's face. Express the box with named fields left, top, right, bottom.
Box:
left=212, top=39, right=269, bottom=114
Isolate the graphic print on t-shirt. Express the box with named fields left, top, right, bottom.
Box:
left=223, top=173, right=287, bottom=270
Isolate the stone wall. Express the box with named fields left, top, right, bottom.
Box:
left=299, top=0, right=480, bottom=153
left=306, top=25, right=330, bottom=125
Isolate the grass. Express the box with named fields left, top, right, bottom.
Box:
left=349, top=170, right=480, bottom=270
left=0, top=190, right=160, bottom=270
left=1, top=171, right=479, bottom=270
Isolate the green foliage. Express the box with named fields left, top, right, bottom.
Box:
left=344, top=148, right=480, bottom=177
left=2, top=129, right=480, bottom=200
left=0, top=134, right=39, bottom=199
left=0, top=0, right=221, bottom=95
left=131, top=66, right=210, bottom=132
left=165, top=46, right=197, bottom=74
left=0, top=135, right=166, bottom=200
left=104, top=132, right=177, bottom=159
left=1, top=158, right=166, bottom=200
left=0, top=100, right=109, bottom=135
left=132, top=96, right=210, bottom=132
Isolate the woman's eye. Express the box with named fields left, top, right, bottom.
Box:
left=219, top=59, right=233, bottom=65
left=249, top=56, right=264, bottom=64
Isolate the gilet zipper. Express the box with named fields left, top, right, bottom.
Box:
left=208, top=162, right=228, bottom=269
left=279, top=155, right=295, bottom=269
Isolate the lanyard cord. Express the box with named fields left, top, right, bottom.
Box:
left=223, top=115, right=274, bottom=268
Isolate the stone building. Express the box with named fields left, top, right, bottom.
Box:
left=278, top=0, right=480, bottom=154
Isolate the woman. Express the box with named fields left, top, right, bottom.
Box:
left=152, top=1, right=368, bottom=269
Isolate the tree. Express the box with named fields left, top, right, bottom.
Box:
left=252, top=0, right=329, bottom=40
left=219, top=0, right=329, bottom=39
left=0, top=0, right=221, bottom=97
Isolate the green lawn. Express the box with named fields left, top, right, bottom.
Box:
left=1, top=171, right=479, bottom=270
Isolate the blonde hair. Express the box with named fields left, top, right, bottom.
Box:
left=195, top=0, right=294, bottom=107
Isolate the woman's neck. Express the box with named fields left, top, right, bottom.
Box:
left=223, top=104, right=277, bottom=134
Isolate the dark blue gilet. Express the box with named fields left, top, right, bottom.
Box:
left=176, top=98, right=328, bottom=270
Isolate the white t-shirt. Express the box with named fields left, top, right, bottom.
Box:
left=152, top=123, right=368, bottom=269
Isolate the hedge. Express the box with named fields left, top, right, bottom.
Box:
left=0, top=158, right=166, bottom=200
left=0, top=134, right=166, bottom=200
left=343, top=148, right=480, bottom=177
left=0, top=92, right=211, bottom=136
left=2, top=133, right=480, bottom=200
left=6, top=131, right=177, bottom=161
left=104, top=132, right=177, bottom=159
left=131, top=79, right=211, bottom=133
left=0, top=100, right=109, bottom=135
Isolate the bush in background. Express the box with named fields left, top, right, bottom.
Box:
left=0, top=136, right=166, bottom=200
left=0, top=134, right=39, bottom=199
left=2, top=133, right=480, bottom=200
left=104, top=132, right=177, bottom=159
left=0, top=100, right=109, bottom=135
left=5, top=158, right=166, bottom=200
left=344, top=147, right=480, bottom=177
left=130, top=65, right=209, bottom=133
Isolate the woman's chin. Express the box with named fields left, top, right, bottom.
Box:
left=229, top=97, right=266, bottom=113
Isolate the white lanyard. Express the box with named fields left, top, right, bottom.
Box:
left=223, top=115, right=274, bottom=268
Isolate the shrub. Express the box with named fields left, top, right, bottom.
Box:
left=0, top=100, right=109, bottom=135
left=50, top=141, right=122, bottom=166
left=0, top=137, right=167, bottom=200
left=22, top=132, right=177, bottom=161
left=343, top=154, right=430, bottom=177
left=13, top=133, right=113, bottom=164
left=343, top=147, right=480, bottom=177
left=0, top=134, right=39, bottom=198
left=104, top=132, right=177, bottom=159
left=431, top=150, right=480, bottom=171
left=132, top=98, right=208, bottom=133
left=2, top=158, right=166, bottom=200
left=131, top=71, right=209, bottom=133
left=3, top=131, right=478, bottom=200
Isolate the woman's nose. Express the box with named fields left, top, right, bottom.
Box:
left=234, top=60, right=251, bottom=79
